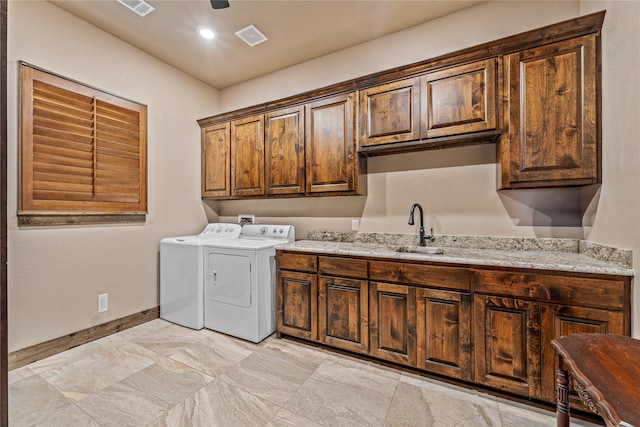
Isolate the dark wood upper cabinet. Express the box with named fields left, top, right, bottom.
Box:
left=500, top=34, right=600, bottom=188
left=199, top=11, right=605, bottom=196
left=265, top=106, right=305, bottom=195
left=201, top=123, right=231, bottom=198
left=359, top=77, right=421, bottom=147
left=421, top=59, right=497, bottom=139
left=231, top=115, right=264, bottom=196
left=305, top=92, right=359, bottom=194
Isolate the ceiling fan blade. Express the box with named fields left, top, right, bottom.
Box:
left=210, top=0, right=230, bottom=9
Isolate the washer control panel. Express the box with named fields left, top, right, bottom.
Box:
left=199, top=223, right=242, bottom=239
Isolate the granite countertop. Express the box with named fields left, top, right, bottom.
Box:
left=276, top=232, right=634, bottom=277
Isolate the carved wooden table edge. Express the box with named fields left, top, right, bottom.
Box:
left=552, top=333, right=640, bottom=427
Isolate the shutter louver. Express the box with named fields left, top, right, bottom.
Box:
left=20, top=64, right=147, bottom=215
left=31, top=80, right=95, bottom=202
left=95, top=100, right=142, bottom=203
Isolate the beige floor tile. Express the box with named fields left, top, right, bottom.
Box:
left=385, top=379, right=501, bottom=426
left=130, top=323, right=216, bottom=357
left=8, top=321, right=608, bottom=426
left=220, top=345, right=324, bottom=406
left=8, top=374, right=71, bottom=427
left=119, top=357, right=213, bottom=407
left=32, top=404, right=100, bottom=427
left=169, top=333, right=255, bottom=378
left=28, top=334, right=129, bottom=376
left=268, top=408, right=324, bottom=427
left=115, top=318, right=174, bottom=341
left=8, top=365, right=35, bottom=385
left=150, top=379, right=280, bottom=427
left=75, top=381, right=168, bottom=427
left=40, top=341, right=161, bottom=402
left=285, top=358, right=399, bottom=426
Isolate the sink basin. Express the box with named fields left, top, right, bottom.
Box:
left=395, top=246, right=444, bottom=255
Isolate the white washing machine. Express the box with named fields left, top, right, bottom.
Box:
left=160, top=223, right=241, bottom=329
left=203, top=224, right=295, bottom=342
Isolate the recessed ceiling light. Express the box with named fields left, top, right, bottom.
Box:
left=198, top=27, right=216, bottom=40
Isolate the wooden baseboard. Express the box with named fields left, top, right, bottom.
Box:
left=8, top=307, right=159, bottom=370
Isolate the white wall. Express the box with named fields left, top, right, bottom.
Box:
left=7, top=1, right=219, bottom=351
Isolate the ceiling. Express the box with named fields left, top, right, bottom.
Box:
left=47, top=0, right=484, bottom=90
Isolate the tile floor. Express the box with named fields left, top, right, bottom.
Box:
left=8, top=319, right=599, bottom=426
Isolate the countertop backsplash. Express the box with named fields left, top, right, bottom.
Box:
left=306, top=231, right=633, bottom=270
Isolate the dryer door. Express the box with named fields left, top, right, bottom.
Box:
left=206, top=252, right=251, bottom=308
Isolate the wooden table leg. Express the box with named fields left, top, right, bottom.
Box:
left=556, top=353, right=570, bottom=427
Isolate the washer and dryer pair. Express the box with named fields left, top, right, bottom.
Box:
left=160, top=223, right=295, bottom=343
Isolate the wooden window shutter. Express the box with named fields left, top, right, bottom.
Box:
left=20, top=64, right=147, bottom=218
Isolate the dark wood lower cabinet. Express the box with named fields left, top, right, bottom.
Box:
left=369, top=282, right=416, bottom=365
left=276, top=250, right=631, bottom=410
left=473, top=295, right=542, bottom=398
left=276, top=270, right=317, bottom=340
left=318, top=276, right=369, bottom=353
left=416, top=288, right=471, bottom=380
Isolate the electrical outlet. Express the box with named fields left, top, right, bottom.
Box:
left=98, top=293, right=108, bottom=313
left=352, top=219, right=359, bottom=231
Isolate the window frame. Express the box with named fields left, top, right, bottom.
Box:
left=18, top=63, right=148, bottom=225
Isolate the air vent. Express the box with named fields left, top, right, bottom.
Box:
left=117, top=0, right=155, bottom=17
left=235, top=25, right=268, bottom=47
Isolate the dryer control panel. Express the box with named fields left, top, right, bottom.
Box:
left=240, top=224, right=295, bottom=241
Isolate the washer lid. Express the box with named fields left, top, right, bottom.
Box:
left=161, top=223, right=242, bottom=245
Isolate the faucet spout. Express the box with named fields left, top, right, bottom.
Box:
left=408, top=203, right=433, bottom=246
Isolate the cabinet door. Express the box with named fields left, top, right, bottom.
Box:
left=201, top=123, right=230, bottom=198
left=265, top=106, right=305, bottom=195
left=540, top=304, right=626, bottom=403
left=277, top=270, right=317, bottom=341
left=416, top=288, right=471, bottom=380
left=474, top=295, right=541, bottom=398
left=502, top=34, right=599, bottom=188
left=360, top=78, right=421, bottom=147
left=231, top=115, right=264, bottom=196
left=305, top=93, right=358, bottom=194
left=318, top=276, right=368, bottom=353
left=369, top=282, right=416, bottom=366
left=421, top=59, right=497, bottom=139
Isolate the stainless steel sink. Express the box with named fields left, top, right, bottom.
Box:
left=395, top=246, right=444, bottom=255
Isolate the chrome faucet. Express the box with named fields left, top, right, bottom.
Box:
left=408, top=203, right=433, bottom=246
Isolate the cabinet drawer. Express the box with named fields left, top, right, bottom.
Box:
left=277, top=252, right=317, bottom=273
left=369, top=261, right=471, bottom=291
left=319, top=256, right=368, bottom=278
left=475, top=270, right=629, bottom=310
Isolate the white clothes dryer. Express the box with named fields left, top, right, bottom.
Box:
left=160, top=223, right=241, bottom=329
left=203, top=224, right=295, bottom=342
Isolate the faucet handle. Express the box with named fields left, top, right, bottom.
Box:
left=424, top=228, right=434, bottom=242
